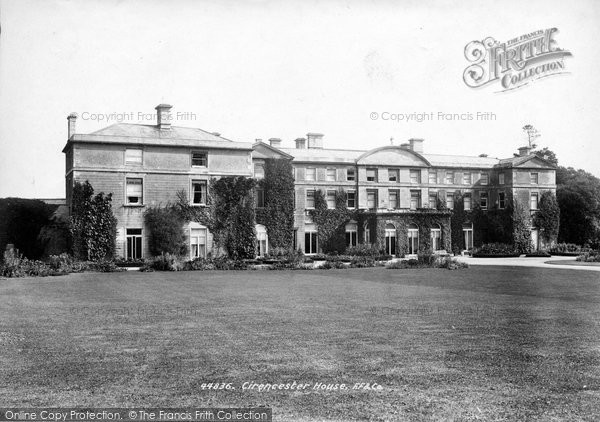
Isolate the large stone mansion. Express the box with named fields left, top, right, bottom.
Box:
left=62, top=104, right=556, bottom=259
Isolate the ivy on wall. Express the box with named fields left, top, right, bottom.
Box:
left=512, top=200, right=532, bottom=253
left=309, top=189, right=354, bottom=254
left=533, top=191, right=560, bottom=244
left=69, top=181, right=117, bottom=261
left=256, top=158, right=295, bottom=250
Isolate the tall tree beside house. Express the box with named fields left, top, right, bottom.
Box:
left=512, top=200, right=532, bottom=254
left=309, top=189, right=352, bottom=254
left=69, top=181, right=117, bottom=261
left=556, top=166, right=600, bottom=247
left=533, top=191, right=560, bottom=245
left=259, top=158, right=295, bottom=249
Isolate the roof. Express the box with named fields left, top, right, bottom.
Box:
left=279, top=147, right=365, bottom=163
left=63, top=123, right=252, bottom=152
left=423, top=153, right=500, bottom=168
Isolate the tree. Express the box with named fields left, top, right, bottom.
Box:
left=144, top=205, right=187, bottom=256
left=69, top=181, right=117, bottom=261
left=0, top=198, right=54, bottom=259
left=512, top=200, right=532, bottom=253
left=533, top=191, right=560, bottom=244
left=309, top=189, right=352, bottom=254
left=532, top=147, right=558, bottom=166
left=522, top=124, right=540, bottom=149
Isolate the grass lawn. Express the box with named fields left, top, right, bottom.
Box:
left=1, top=266, right=600, bottom=421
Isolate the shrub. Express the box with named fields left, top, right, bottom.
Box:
left=345, top=244, right=382, bottom=257
left=349, top=256, right=377, bottom=268
left=386, top=256, right=468, bottom=270
left=417, top=251, right=438, bottom=266
left=48, top=253, right=87, bottom=273
left=320, top=260, right=347, bottom=269
left=88, top=259, right=124, bottom=273
left=144, top=205, right=187, bottom=256
left=149, top=253, right=186, bottom=271
left=576, top=250, right=600, bottom=262
left=525, top=251, right=552, bottom=257
left=437, top=256, right=469, bottom=270
left=472, top=243, right=520, bottom=257
left=549, top=243, right=585, bottom=255
left=185, top=257, right=216, bottom=271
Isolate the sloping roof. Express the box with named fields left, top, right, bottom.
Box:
left=423, top=153, right=500, bottom=168
left=90, top=123, right=235, bottom=142
left=497, top=154, right=555, bottom=168
left=278, top=147, right=365, bottom=163
left=63, top=123, right=252, bottom=152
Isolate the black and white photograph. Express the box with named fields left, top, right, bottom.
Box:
left=1, top=0, right=599, bottom=420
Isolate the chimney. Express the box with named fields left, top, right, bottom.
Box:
left=155, top=104, right=173, bottom=130
left=212, top=132, right=221, bottom=137
left=67, top=113, right=77, bottom=139
left=518, top=146, right=531, bottom=157
left=400, top=143, right=410, bottom=150
left=408, top=138, right=424, bottom=153
left=269, top=138, right=282, bottom=148
left=307, top=133, right=324, bottom=149
left=295, top=138, right=306, bottom=149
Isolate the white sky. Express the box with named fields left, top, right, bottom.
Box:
left=1, top=0, right=598, bottom=198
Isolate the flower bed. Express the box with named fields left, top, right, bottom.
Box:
left=472, top=243, right=520, bottom=258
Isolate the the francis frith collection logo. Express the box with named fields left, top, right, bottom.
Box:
left=463, top=28, right=572, bottom=92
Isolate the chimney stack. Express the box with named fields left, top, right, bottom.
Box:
left=269, top=138, right=282, bottom=148
left=67, top=113, right=77, bottom=139
left=408, top=138, right=424, bottom=153
left=400, top=143, right=410, bottom=150
left=155, top=104, right=173, bottom=130
left=295, top=138, right=306, bottom=149
left=518, top=146, right=531, bottom=157
left=307, top=133, right=324, bottom=149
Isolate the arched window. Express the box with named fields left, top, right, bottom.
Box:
left=430, top=224, right=442, bottom=251
left=407, top=223, right=419, bottom=255
left=385, top=223, right=396, bottom=256
left=345, top=221, right=358, bottom=248
left=363, top=222, right=371, bottom=245
left=256, top=224, right=268, bottom=257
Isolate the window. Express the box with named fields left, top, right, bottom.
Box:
left=304, top=225, right=318, bottom=254
left=410, top=169, right=421, bottom=184
left=428, top=171, right=437, bottom=184
left=446, top=192, right=454, bottom=209
left=498, top=192, right=506, bottom=209
left=431, top=225, right=442, bottom=251
left=126, top=228, right=143, bottom=259
left=445, top=171, right=454, bottom=184
left=480, top=192, right=488, bottom=210
left=463, top=223, right=473, bottom=250
left=363, top=222, right=371, bottom=244
left=192, top=180, right=207, bottom=205
left=255, top=187, right=265, bottom=208
left=480, top=173, right=489, bottom=185
left=428, top=193, right=437, bottom=209
left=326, top=168, right=336, bottom=181
left=464, top=193, right=472, bottom=211
left=530, top=172, right=539, bottom=184
left=366, top=168, right=377, bottom=182
left=345, top=222, right=358, bottom=248
left=346, top=168, right=356, bottom=181
left=367, top=190, right=377, bottom=210
left=389, top=169, right=399, bottom=182
left=256, top=224, right=268, bottom=257
left=530, top=192, right=539, bottom=210
left=326, top=190, right=336, bottom=209
left=463, top=172, right=471, bottom=185
left=125, top=148, right=142, bottom=165
left=347, top=190, right=356, bottom=208
left=499, top=173, right=505, bottom=185
left=407, top=223, right=419, bottom=255
left=254, top=165, right=264, bottom=179
left=305, top=167, right=316, bottom=181
left=410, top=190, right=421, bottom=210
left=306, top=190, right=315, bottom=209
left=389, top=190, right=399, bottom=209
left=190, top=227, right=207, bottom=259
left=126, top=178, right=143, bottom=204
left=191, top=151, right=207, bottom=167
left=385, top=223, right=396, bottom=256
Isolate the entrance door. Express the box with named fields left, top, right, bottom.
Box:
left=385, top=224, right=396, bottom=256
left=462, top=223, right=473, bottom=251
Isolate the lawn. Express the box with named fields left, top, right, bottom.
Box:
left=1, top=266, right=600, bottom=421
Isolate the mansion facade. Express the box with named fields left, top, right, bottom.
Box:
left=63, top=104, right=556, bottom=259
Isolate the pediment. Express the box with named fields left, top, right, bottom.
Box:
left=356, top=146, right=430, bottom=166
left=514, top=156, right=555, bottom=169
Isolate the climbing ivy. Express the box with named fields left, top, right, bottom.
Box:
left=309, top=189, right=354, bottom=254
left=533, top=191, right=560, bottom=244
left=256, top=158, right=295, bottom=249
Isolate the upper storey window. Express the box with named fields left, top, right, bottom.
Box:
left=192, top=151, right=208, bottom=167
left=409, top=169, right=420, bottom=184
left=480, top=173, right=489, bottom=185
left=125, top=148, right=142, bottom=165
left=306, top=167, right=316, bottom=181
left=366, top=168, right=377, bottom=182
